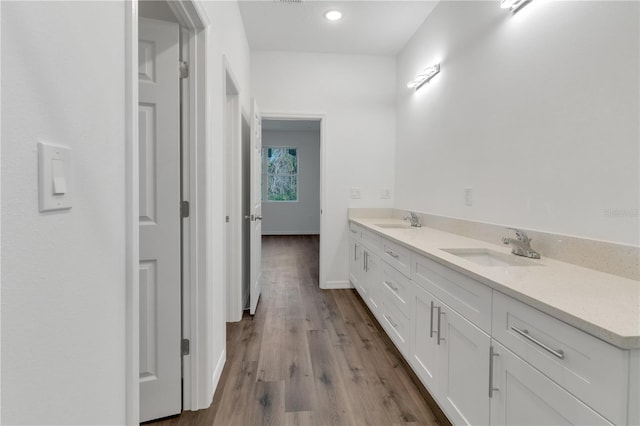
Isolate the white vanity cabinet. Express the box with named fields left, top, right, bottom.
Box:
left=491, top=291, right=630, bottom=425
left=411, top=254, right=491, bottom=426
left=349, top=224, right=382, bottom=316
left=347, top=220, right=638, bottom=426
left=489, top=340, right=612, bottom=426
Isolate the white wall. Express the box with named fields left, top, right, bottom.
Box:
left=1, top=2, right=126, bottom=424
left=198, top=0, right=252, bottom=408
left=262, top=129, right=321, bottom=235
left=396, top=0, right=639, bottom=246
left=251, top=51, right=396, bottom=287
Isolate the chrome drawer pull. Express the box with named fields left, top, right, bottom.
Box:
left=511, top=327, right=565, bottom=359
left=384, top=314, right=398, bottom=328
left=436, top=307, right=445, bottom=345
left=385, top=250, right=400, bottom=259
left=429, top=301, right=435, bottom=338
left=384, top=280, right=399, bottom=292
left=489, top=345, right=500, bottom=398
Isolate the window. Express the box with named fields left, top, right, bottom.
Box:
left=263, top=147, right=298, bottom=201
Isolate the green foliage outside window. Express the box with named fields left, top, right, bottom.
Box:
left=264, top=147, right=298, bottom=201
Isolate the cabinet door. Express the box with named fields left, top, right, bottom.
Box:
left=412, top=285, right=440, bottom=392
left=363, top=248, right=381, bottom=314
left=490, top=341, right=612, bottom=426
left=438, top=305, right=491, bottom=426
left=349, top=237, right=362, bottom=292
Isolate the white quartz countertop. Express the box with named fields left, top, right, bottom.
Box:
left=350, top=217, right=640, bottom=350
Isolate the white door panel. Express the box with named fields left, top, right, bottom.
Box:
left=249, top=100, right=262, bottom=315
left=139, top=17, right=182, bottom=422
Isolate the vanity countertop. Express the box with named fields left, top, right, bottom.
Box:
left=349, top=217, right=640, bottom=350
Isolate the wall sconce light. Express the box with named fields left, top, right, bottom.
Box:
left=407, top=63, right=440, bottom=90
left=500, top=0, right=533, bottom=14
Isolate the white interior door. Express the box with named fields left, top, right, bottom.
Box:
left=249, top=99, right=262, bottom=315
left=138, top=17, right=182, bottom=422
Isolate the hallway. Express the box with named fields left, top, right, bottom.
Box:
left=150, top=235, right=440, bottom=425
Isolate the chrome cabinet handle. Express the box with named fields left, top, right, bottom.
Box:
left=429, top=301, right=435, bottom=338
left=384, top=314, right=398, bottom=328
left=384, top=280, right=399, bottom=292
left=511, top=327, right=565, bottom=359
left=364, top=251, right=369, bottom=272
left=489, top=345, right=500, bottom=398
left=385, top=250, right=400, bottom=259
left=437, top=307, right=445, bottom=345
left=351, top=229, right=358, bottom=234
left=255, top=215, right=263, bottom=221
left=354, top=243, right=358, bottom=261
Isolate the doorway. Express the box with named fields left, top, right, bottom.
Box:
left=261, top=120, right=321, bottom=237
left=262, top=112, right=328, bottom=288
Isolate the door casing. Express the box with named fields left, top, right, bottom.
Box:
left=125, top=1, right=210, bottom=423
left=260, top=112, right=327, bottom=290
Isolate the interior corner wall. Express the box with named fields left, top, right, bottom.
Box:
left=198, top=0, right=252, bottom=408
left=395, top=0, right=639, bottom=246
left=251, top=51, right=396, bottom=287
left=262, top=129, right=321, bottom=235
left=1, top=2, right=127, bottom=424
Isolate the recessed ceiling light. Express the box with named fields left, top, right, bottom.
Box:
left=324, top=10, right=343, bottom=21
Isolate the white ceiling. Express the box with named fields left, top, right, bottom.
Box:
left=238, top=0, right=439, bottom=56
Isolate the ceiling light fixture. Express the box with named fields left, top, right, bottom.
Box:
left=500, top=0, right=533, bottom=14
left=324, top=10, right=343, bottom=21
left=407, top=63, right=440, bottom=90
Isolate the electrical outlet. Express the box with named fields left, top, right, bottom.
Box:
left=380, top=188, right=391, bottom=199
left=464, top=187, right=473, bottom=206
left=350, top=187, right=362, bottom=199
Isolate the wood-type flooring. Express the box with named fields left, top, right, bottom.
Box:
left=146, top=235, right=441, bottom=426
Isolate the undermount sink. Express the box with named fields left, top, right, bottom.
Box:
left=441, top=248, right=542, bottom=267
left=375, top=223, right=413, bottom=229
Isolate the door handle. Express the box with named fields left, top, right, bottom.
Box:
left=255, top=215, right=263, bottom=221
left=244, top=215, right=251, bottom=220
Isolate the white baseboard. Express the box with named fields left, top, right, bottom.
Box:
left=321, top=280, right=352, bottom=290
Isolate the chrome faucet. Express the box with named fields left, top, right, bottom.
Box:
left=403, top=211, right=422, bottom=228
left=502, top=228, right=540, bottom=259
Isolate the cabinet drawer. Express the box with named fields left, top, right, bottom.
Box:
left=380, top=297, right=411, bottom=356
left=361, top=228, right=382, bottom=254
left=490, top=341, right=612, bottom=426
left=381, top=238, right=412, bottom=277
left=349, top=223, right=362, bottom=240
left=492, top=291, right=629, bottom=425
left=412, top=253, right=492, bottom=333
left=380, top=261, right=412, bottom=320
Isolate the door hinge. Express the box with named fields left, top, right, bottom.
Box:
left=181, top=201, right=190, bottom=218
left=179, top=61, right=189, bottom=79
left=181, top=338, right=190, bottom=356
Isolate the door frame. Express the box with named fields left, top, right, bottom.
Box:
left=260, top=112, right=327, bottom=289
left=223, top=59, right=244, bottom=323
left=125, top=1, right=210, bottom=423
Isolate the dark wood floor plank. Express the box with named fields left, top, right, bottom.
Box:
left=307, top=329, right=357, bottom=426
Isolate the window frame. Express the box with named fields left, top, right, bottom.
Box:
left=262, top=146, right=299, bottom=203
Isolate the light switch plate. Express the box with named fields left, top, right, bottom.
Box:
left=380, top=188, right=391, bottom=199
left=38, top=142, right=72, bottom=212
left=350, top=187, right=362, bottom=199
